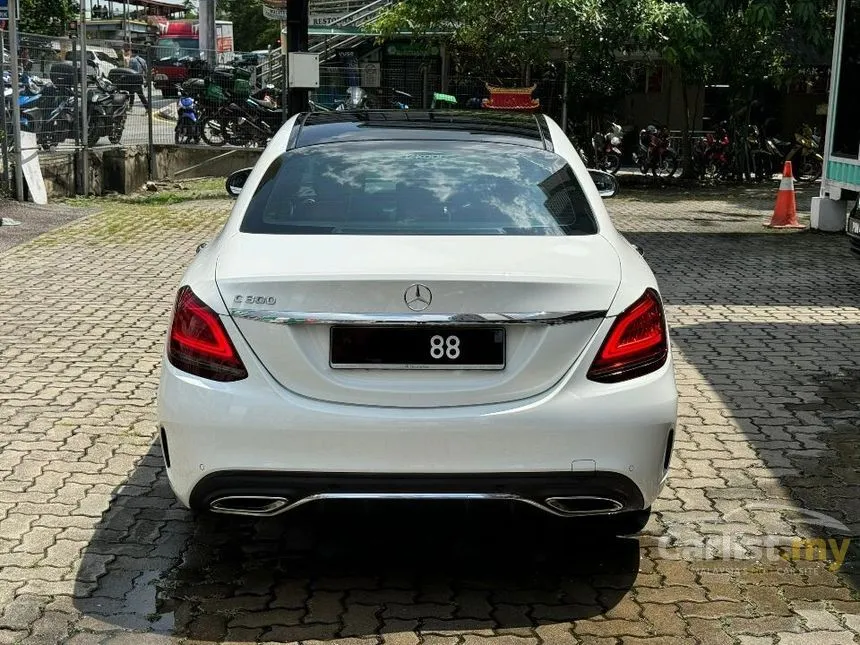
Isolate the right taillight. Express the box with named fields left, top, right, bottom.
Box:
left=587, top=288, right=668, bottom=383
left=167, top=286, right=248, bottom=382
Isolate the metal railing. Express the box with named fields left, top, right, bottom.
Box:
left=308, top=0, right=395, bottom=62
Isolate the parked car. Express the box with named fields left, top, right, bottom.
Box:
left=64, top=46, right=119, bottom=78
left=156, top=110, right=678, bottom=536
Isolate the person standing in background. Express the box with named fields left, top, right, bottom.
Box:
left=122, top=43, right=150, bottom=113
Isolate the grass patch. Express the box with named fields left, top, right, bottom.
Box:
left=62, top=176, right=228, bottom=208
left=25, top=199, right=229, bottom=247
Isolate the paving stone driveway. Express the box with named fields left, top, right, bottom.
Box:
left=0, top=184, right=858, bottom=645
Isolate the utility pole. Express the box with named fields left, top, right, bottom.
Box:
left=198, top=0, right=216, bottom=62
left=286, top=0, right=308, bottom=116
left=0, top=28, right=9, bottom=192
left=8, top=0, right=24, bottom=201
left=79, top=7, right=89, bottom=196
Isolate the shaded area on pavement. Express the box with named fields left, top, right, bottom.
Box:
left=625, top=226, right=860, bottom=591
left=615, top=181, right=819, bottom=218
left=0, top=201, right=93, bottom=254
left=628, top=231, right=859, bottom=308
left=72, top=456, right=640, bottom=640
left=662, top=322, right=860, bottom=590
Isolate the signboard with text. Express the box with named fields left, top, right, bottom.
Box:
left=0, top=0, right=8, bottom=22
left=310, top=13, right=347, bottom=26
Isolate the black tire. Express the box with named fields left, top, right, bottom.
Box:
left=175, top=116, right=195, bottom=144
left=653, top=150, right=678, bottom=178
left=603, top=153, right=622, bottom=174
left=200, top=117, right=227, bottom=146
left=796, top=156, right=822, bottom=183
left=592, top=507, right=652, bottom=536
left=108, top=115, right=126, bottom=145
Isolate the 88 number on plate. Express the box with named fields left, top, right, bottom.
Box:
left=430, top=334, right=460, bottom=360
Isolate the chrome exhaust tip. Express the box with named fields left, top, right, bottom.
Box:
left=544, top=496, right=624, bottom=516
left=209, top=495, right=290, bottom=517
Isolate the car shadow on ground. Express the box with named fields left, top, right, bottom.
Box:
left=665, top=322, right=860, bottom=589
left=627, top=228, right=860, bottom=590
left=72, top=455, right=640, bottom=640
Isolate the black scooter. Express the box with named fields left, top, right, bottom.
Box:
left=86, top=75, right=130, bottom=146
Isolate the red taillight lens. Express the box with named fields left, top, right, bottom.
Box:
left=587, top=288, right=668, bottom=383
left=167, top=286, right=248, bottom=382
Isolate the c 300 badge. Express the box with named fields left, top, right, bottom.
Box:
left=234, top=295, right=277, bottom=305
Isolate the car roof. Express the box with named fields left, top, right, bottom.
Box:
left=287, top=110, right=555, bottom=152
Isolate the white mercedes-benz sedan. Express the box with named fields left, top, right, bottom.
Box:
left=156, top=109, right=678, bottom=535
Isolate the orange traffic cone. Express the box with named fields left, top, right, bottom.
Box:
left=764, top=161, right=806, bottom=229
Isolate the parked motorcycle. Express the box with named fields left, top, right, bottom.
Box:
left=700, top=122, right=732, bottom=180
left=36, top=92, right=77, bottom=150
left=174, top=84, right=201, bottom=144
left=201, top=95, right=283, bottom=147
left=767, top=124, right=823, bottom=182
left=633, top=124, right=678, bottom=177
left=3, top=70, right=53, bottom=137
left=335, top=86, right=369, bottom=111
left=85, top=75, right=130, bottom=147
left=591, top=122, right=623, bottom=174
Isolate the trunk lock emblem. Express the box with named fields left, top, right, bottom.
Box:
left=404, top=284, right=432, bottom=311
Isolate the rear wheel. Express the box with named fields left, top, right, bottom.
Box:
left=201, top=117, right=227, bottom=146
left=603, top=153, right=621, bottom=174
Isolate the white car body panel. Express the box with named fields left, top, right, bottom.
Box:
left=216, top=234, right=621, bottom=407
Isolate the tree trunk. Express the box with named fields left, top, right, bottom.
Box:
left=679, top=67, right=694, bottom=180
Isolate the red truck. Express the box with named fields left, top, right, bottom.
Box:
left=149, top=17, right=235, bottom=97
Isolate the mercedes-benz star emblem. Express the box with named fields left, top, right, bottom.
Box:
left=404, top=284, right=432, bottom=312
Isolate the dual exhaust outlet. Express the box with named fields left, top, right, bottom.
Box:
left=208, top=493, right=625, bottom=518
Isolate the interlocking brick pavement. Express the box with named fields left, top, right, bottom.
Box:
left=0, top=183, right=858, bottom=644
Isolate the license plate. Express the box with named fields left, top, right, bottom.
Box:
left=850, top=218, right=860, bottom=235
left=330, top=326, right=505, bottom=369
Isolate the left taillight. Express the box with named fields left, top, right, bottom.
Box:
left=587, top=288, right=668, bottom=383
left=167, top=286, right=248, bottom=382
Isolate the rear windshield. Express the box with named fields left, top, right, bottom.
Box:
left=239, top=140, right=598, bottom=235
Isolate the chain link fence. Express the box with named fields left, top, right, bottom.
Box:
left=3, top=30, right=567, bottom=156
left=9, top=31, right=760, bottom=196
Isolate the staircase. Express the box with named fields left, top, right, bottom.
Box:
left=307, top=0, right=395, bottom=62
left=255, top=0, right=394, bottom=85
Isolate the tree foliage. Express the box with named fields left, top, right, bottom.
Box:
left=368, top=0, right=833, bottom=93
left=18, top=0, right=78, bottom=36
left=220, top=0, right=281, bottom=51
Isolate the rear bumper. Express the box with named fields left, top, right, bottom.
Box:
left=188, top=471, right=646, bottom=518
left=157, top=350, right=677, bottom=514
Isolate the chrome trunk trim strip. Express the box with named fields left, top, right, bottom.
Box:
left=229, top=309, right=606, bottom=326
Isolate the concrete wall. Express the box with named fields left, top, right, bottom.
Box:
left=21, top=145, right=264, bottom=199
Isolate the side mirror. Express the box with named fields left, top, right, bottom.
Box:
left=588, top=169, right=619, bottom=198
left=225, top=167, right=253, bottom=198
